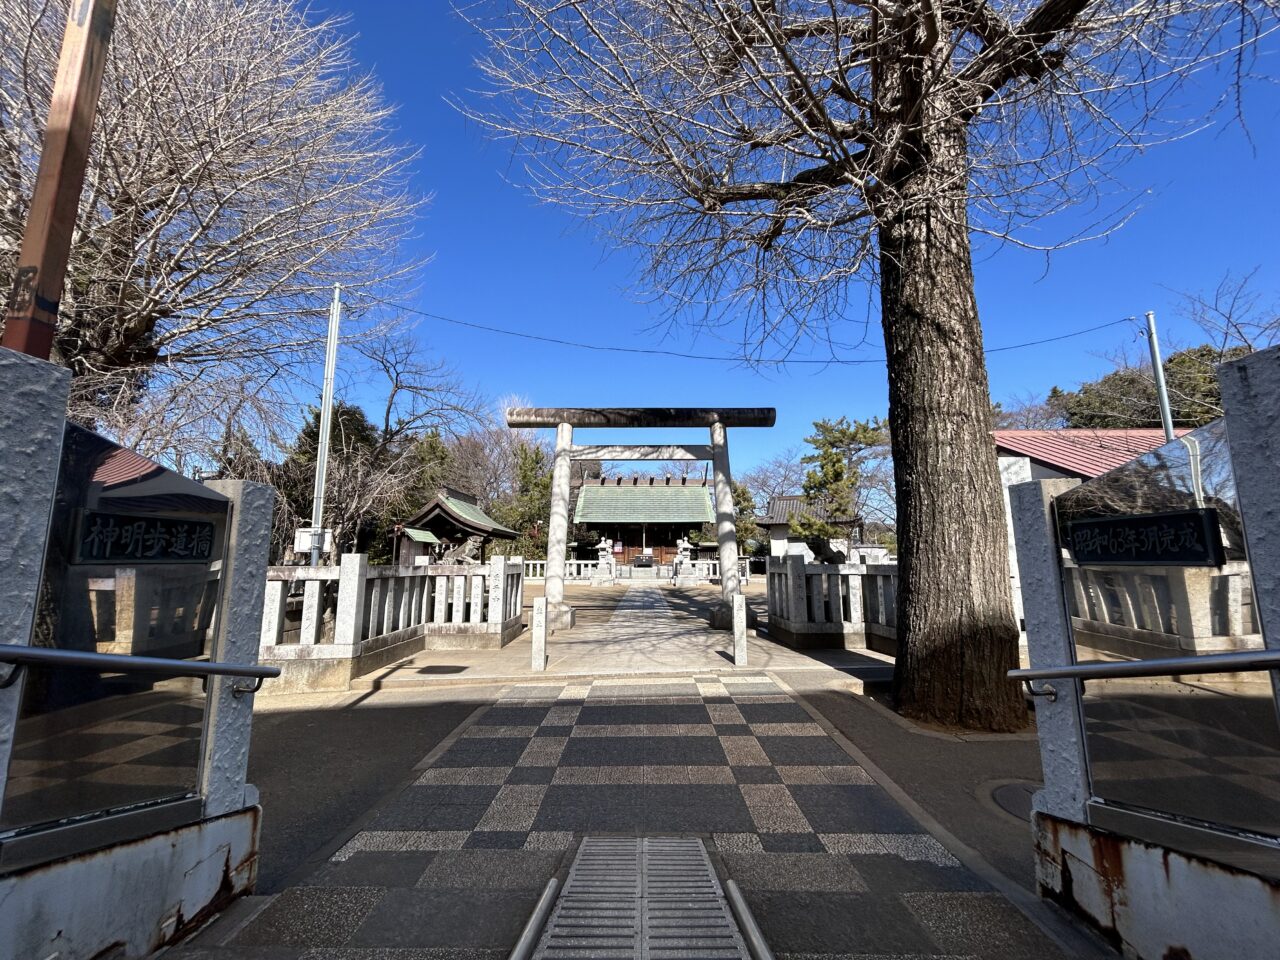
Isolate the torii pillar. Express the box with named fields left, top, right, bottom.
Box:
left=544, top=420, right=575, bottom=629
left=708, top=419, right=740, bottom=627
left=506, top=407, right=775, bottom=631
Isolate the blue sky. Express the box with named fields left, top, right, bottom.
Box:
left=319, top=4, right=1280, bottom=471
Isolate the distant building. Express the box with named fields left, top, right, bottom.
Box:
left=573, top=477, right=713, bottom=565
left=757, top=495, right=889, bottom=564
left=396, top=488, right=517, bottom=564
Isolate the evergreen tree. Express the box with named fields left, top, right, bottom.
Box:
left=491, top=441, right=553, bottom=559
left=792, top=417, right=888, bottom=558
left=1055, top=345, right=1250, bottom=428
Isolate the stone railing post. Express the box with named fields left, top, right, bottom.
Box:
left=432, top=571, right=448, bottom=623
left=334, top=553, right=368, bottom=647
left=786, top=554, right=806, bottom=624
left=469, top=567, right=484, bottom=624
left=259, top=578, right=288, bottom=651
left=201, top=480, right=273, bottom=817
left=487, top=554, right=506, bottom=624
left=509, top=555, right=524, bottom=621
left=300, top=574, right=324, bottom=645
left=1010, top=478, right=1088, bottom=823
left=845, top=569, right=864, bottom=628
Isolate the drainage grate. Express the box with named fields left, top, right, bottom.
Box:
left=532, top=837, right=751, bottom=960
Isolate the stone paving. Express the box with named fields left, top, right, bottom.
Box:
left=172, top=674, right=1069, bottom=960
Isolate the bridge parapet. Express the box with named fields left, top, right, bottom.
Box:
left=259, top=554, right=525, bottom=693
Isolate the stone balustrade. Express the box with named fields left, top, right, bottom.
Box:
left=765, top=555, right=897, bottom=652
left=523, top=559, right=598, bottom=581
left=260, top=554, right=524, bottom=692
left=669, top=557, right=752, bottom=587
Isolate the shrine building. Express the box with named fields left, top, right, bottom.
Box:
left=395, top=488, right=517, bottom=563
left=573, top=477, right=714, bottom=565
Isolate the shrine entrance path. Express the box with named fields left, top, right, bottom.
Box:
left=173, top=672, right=1075, bottom=959
left=354, top=582, right=893, bottom=689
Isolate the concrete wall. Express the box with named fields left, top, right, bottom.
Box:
left=1035, top=812, right=1280, bottom=960
left=3, top=807, right=259, bottom=959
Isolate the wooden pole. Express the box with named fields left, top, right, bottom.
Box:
left=2, top=0, right=117, bottom=360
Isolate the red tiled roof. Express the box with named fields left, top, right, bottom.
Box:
left=993, top=428, right=1191, bottom=479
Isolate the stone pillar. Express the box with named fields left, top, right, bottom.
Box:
left=1220, top=346, right=1280, bottom=650
left=532, top=597, right=548, bottom=671
left=1220, top=347, right=1280, bottom=707
left=786, top=553, right=806, bottom=625
left=545, top=421, right=576, bottom=629
left=260, top=579, right=288, bottom=650
left=300, top=578, right=323, bottom=645
left=1010, top=478, right=1089, bottom=823
left=201, top=480, right=274, bottom=818
left=709, top=420, right=740, bottom=627
left=0, top=349, right=70, bottom=812
left=334, top=553, right=368, bottom=646
left=487, top=555, right=506, bottom=625
left=732, top=593, right=748, bottom=666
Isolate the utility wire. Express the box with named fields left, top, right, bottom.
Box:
left=352, top=291, right=1132, bottom=366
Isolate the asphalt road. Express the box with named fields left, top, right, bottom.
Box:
left=247, top=685, right=501, bottom=891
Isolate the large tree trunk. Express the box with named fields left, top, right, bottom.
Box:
left=877, top=119, right=1026, bottom=732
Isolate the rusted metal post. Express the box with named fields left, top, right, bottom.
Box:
left=2, top=0, right=117, bottom=359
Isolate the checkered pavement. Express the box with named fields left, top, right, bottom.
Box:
left=198, top=674, right=1067, bottom=959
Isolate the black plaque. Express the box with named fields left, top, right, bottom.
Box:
left=76, top=510, right=217, bottom=564
left=1065, top=508, right=1225, bottom=567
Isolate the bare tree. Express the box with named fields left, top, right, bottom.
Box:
left=741, top=445, right=807, bottom=506
left=0, top=0, right=423, bottom=441
left=1179, top=269, right=1280, bottom=354
left=992, top=390, right=1067, bottom=429
left=465, top=0, right=1275, bottom=729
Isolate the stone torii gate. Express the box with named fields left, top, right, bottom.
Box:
left=505, top=407, right=776, bottom=630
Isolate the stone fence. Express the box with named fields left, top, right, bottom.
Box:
left=523, top=559, right=598, bottom=581
left=260, top=554, right=524, bottom=692
left=523, top=557, right=753, bottom=585
left=764, top=555, right=898, bottom=652
left=673, top=558, right=752, bottom=585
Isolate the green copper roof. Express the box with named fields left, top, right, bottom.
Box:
left=403, top=527, right=440, bottom=544
left=574, top=484, right=714, bottom=525
left=441, top=495, right=518, bottom=537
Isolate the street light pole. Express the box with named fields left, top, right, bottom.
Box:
left=309, top=283, right=342, bottom=565
left=2, top=0, right=117, bottom=359
left=1144, top=310, right=1176, bottom=443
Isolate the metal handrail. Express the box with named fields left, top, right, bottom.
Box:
left=0, top=644, right=279, bottom=681
left=1010, top=648, right=1280, bottom=683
